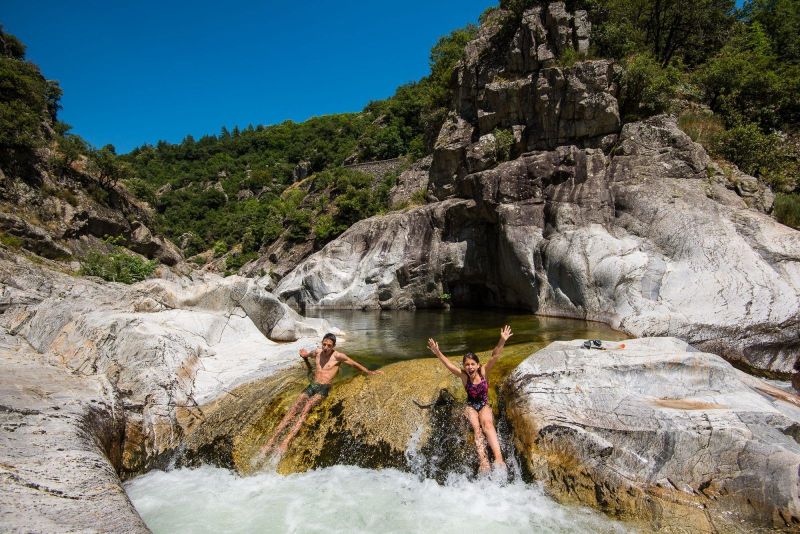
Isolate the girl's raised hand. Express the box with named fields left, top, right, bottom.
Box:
left=500, top=325, right=513, bottom=341
left=427, top=338, right=440, bottom=354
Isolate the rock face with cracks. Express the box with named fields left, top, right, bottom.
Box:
left=0, top=252, right=333, bottom=531
left=277, top=115, right=800, bottom=378
left=0, top=332, right=148, bottom=533
left=274, top=1, right=799, bottom=383
left=505, top=337, right=800, bottom=532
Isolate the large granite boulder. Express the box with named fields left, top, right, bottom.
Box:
left=277, top=115, right=800, bottom=379
left=505, top=337, right=800, bottom=532
left=0, top=252, right=337, bottom=530
left=277, top=198, right=484, bottom=310
left=0, top=252, right=332, bottom=465
left=127, top=220, right=183, bottom=266
left=0, top=332, right=149, bottom=532
left=439, top=3, right=620, bottom=194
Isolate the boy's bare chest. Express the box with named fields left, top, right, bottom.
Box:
left=316, top=353, right=339, bottom=371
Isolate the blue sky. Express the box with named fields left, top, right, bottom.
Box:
left=4, top=1, right=495, bottom=153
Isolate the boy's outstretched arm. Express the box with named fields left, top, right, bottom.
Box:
left=299, top=347, right=314, bottom=373
left=338, top=353, right=383, bottom=375
left=485, top=325, right=513, bottom=374
left=427, top=338, right=463, bottom=378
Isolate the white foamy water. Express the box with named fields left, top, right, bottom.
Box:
left=125, top=465, right=630, bottom=533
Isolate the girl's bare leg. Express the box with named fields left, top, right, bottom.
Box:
left=465, top=406, right=490, bottom=472
left=277, top=393, right=324, bottom=453
left=261, top=393, right=310, bottom=455
left=478, top=406, right=504, bottom=466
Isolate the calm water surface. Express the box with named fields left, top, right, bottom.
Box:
left=126, top=310, right=630, bottom=533
left=305, top=308, right=627, bottom=379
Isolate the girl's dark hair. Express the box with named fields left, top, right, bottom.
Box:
left=462, top=351, right=479, bottom=364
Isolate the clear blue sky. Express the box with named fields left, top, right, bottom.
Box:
left=3, top=1, right=496, bottom=153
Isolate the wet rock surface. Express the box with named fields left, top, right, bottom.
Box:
left=505, top=337, right=800, bottom=532
left=245, top=358, right=478, bottom=480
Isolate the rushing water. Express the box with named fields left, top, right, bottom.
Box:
left=126, top=310, right=630, bottom=533
left=125, top=466, right=629, bottom=533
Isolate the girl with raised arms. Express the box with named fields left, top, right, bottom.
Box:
left=427, top=325, right=512, bottom=473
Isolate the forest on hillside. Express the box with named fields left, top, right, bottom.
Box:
left=1, top=0, right=798, bottom=272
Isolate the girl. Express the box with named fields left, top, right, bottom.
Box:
left=427, top=325, right=512, bottom=472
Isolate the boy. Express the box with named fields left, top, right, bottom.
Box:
left=260, top=333, right=382, bottom=456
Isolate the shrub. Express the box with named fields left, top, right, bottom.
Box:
left=713, top=123, right=781, bottom=177
left=677, top=112, right=726, bottom=148
left=285, top=209, right=312, bottom=241
left=493, top=128, right=514, bottom=162
left=618, top=53, right=680, bottom=120
left=313, top=213, right=339, bottom=242
left=410, top=189, right=428, bottom=205
left=773, top=193, right=800, bottom=229
left=225, top=251, right=257, bottom=273
left=212, top=240, right=227, bottom=257
left=0, top=232, right=23, bottom=248
left=80, top=250, right=157, bottom=284
left=86, top=183, right=109, bottom=205
left=262, top=208, right=284, bottom=244
left=556, top=47, right=584, bottom=68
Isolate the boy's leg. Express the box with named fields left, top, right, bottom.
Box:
left=277, top=393, right=324, bottom=453
left=465, top=406, right=490, bottom=472
left=478, top=406, right=504, bottom=466
left=261, top=392, right=310, bottom=454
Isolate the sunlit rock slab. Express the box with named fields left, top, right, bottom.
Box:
left=505, top=337, right=800, bottom=532
left=0, top=332, right=148, bottom=533
left=0, top=254, right=333, bottom=475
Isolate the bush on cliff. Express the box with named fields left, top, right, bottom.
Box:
left=773, top=193, right=800, bottom=229
left=618, top=53, right=680, bottom=120
left=712, top=124, right=796, bottom=189
left=80, top=240, right=157, bottom=284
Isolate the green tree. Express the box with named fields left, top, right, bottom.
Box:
left=588, top=0, right=736, bottom=66
left=88, top=144, right=132, bottom=187
left=0, top=29, right=52, bottom=166
left=0, top=26, right=26, bottom=59
left=742, top=0, right=800, bottom=62
left=694, top=21, right=798, bottom=130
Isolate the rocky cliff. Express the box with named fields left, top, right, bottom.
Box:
left=0, top=152, right=182, bottom=267
left=275, top=3, right=799, bottom=380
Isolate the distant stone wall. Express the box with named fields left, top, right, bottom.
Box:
left=343, top=157, right=406, bottom=180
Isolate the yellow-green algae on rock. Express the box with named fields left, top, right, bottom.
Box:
left=237, top=342, right=543, bottom=476
left=179, top=341, right=568, bottom=477
left=175, top=365, right=311, bottom=470
left=251, top=358, right=465, bottom=475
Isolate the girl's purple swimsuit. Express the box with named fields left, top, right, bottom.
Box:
left=465, top=374, right=489, bottom=412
